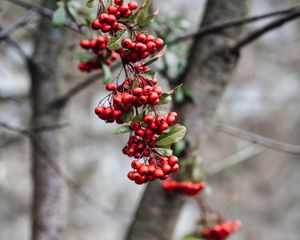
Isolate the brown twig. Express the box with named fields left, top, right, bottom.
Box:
left=207, top=145, right=264, bottom=175
left=216, top=124, right=300, bottom=155
left=4, top=0, right=81, bottom=33
left=169, top=4, right=300, bottom=45
left=0, top=10, right=35, bottom=41
left=0, top=121, right=130, bottom=216
left=229, top=10, right=300, bottom=52
left=49, top=62, right=122, bottom=109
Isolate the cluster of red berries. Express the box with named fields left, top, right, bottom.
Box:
left=91, top=0, right=138, bottom=33
left=127, top=155, right=179, bottom=184
left=78, top=36, right=118, bottom=72
left=90, top=0, right=182, bottom=185
left=162, top=179, right=206, bottom=196
left=202, top=220, right=242, bottom=240
left=118, top=33, right=164, bottom=63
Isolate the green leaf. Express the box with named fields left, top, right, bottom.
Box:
left=107, top=29, right=129, bottom=50
left=131, top=112, right=144, bottom=122
left=156, top=124, right=187, bottom=147
left=142, top=45, right=167, bottom=66
left=183, top=86, right=196, bottom=104
left=52, top=5, right=66, bottom=28
left=73, top=53, right=95, bottom=61
left=158, top=95, right=172, bottom=105
left=154, top=147, right=173, bottom=157
left=184, top=236, right=204, bottom=240
left=134, top=0, right=152, bottom=24
left=138, top=9, right=159, bottom=28
left=85, top=0, right=95, bottom=8
left=173, top=139, right=186, bottom=155
left=162, top=84, right=183, bottom=98
left=140, top=70, right=156, bottom=80
left=113, top=125, right=131, bottom=134
left=122, top=108, right=134, bottom=122
left=102, top=64, right=113, bottom=85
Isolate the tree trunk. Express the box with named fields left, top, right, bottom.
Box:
left=125, top=1, right=250, bottom=240
left=29, top=1, right=65, bottom=239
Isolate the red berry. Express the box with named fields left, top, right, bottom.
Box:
left=136, top=33, right=147, bottom=43
left=119, top=4, right=129, bottom=12
left=168, top=156, right=179, bottom=166
left=108, top=5, right=118, bottom=14
left=105, top=83, right=116, bottom=91
left=138, top=165, right=149, bottom=175
left=122, top=38, right=133, bottom=49
left=143, top=114, right=154, bottom=124
left=155, top=38, right=164, bottom=48
left=107, top=14, right=117, bottom=24
left=135, top=42, right=147, bottom=53
left=131, top=160, right=141, bottom=169
left=148, top=92, right=159, bottom=102
left=171, top=164, right=180, bottom=172
left=132, top=87, right=143, bottom=96
left=114, top=0, right=123, bottom=5
left=80, top=39, right=91, bottom=49
left=91, top=20, right=102, bottom=30
left=135, top=129, right=145, bottom=137
left=122, top=10, right=132, bottom=18
left=128, top=1, right=138, bottom=10
left=153, top=168, right=164, bottom=178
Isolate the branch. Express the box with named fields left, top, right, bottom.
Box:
left=49, top=62, right=122, bottom=109
left=0, top=10, right=35, bottom=41
left=207, top=145, right=264, bottom=175
left=216, top=124, right=300, bottom=155
left=230, top=10, right=300, bottom=52
left=169, top=4, right=300, bottom=45
left=3, top=0, right=80, bottom=33
left=0, top=121, right=129, bottom=216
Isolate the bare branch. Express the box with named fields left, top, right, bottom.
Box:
left=3, top=0, right=80, bottom=33
left=0, top=121, right=130, bottom=216
left=169, top=4, right=300, bottom=45
left=0, top=10, right=35, bottom=41
left=216, top=124, right=300, bottom=155
left=207, top=145, right=264, bottom=175
left=49, top=62, right=122, bottom=109
left=230, top=10, right=300, bottom=52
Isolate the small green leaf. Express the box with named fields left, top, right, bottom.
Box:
left=122, top=108, right=134, bottom=122
left=173, top=139, right=186, bottom=155
left=52, top=5, right=66, bottom=28
left=158, top=95, right=172, bottom=105
left=140, top=70, right=156, bottom=80
left=138, top=10, right=159, bottom=28
left=156, top=124, right=187, bottom=147
left=107, top=29, right=129, bottom=50
left=85, top=0, right=95, bottom=8
left=73, top=53, right=95, bottom=61
left=113, top=125, right=131, bottom=134
left=154, top=147, right=173, bottom=157
left=102, top=64, right=113, bottom=85
left=184, top=236, right=204, bottom=240
left=183, top=86, right=197, bottom=104
left=135, top=0, right=152, bottom=24
left=131, top=112, right=144, bottom=122
left=142, top=45, right=167, bottom=66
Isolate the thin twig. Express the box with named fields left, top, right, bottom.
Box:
left=4, top=0, right=80, bottom=33
left=207, top=145, right=264, bottom=175
left=0, top=121, right=130, bottom=216
left=0, top=10, right=35, bottom=41
left=230, top=10, right=300, bottom=52
left=216, top=124, right=300, bottom=155
left=169, top=4, right=300, bottom=45
left=49, top=62, right=122, bottom=109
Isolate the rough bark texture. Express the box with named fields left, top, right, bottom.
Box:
left=29, top=1, right=65, bottom=240
left=125, top=1, right=250, bottom=240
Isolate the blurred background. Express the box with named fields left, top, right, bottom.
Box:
left=1, top=0, right=300, bottom=239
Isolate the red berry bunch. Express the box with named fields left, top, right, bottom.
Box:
left=202, top=220, right=242, bottom=240
left=162, top=179, right=206, bottom=196
left=127, top=155, right=180, bottom=184
left=118, top=33, right=164, bottom=63
left=78, top=36, right=118, bottom=72
left=88, top=0, right=186, bottom=184
left=91, top=0, right=138, bottom=32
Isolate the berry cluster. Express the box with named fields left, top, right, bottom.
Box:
left=127, top=155, right=179, bottom=184
left=78, top=36, right=118, bottom=72
left=162, top=179, right=206, bottom=196
left=89, top=0, right=184, bottom=184
left=119, top=33, right=164, bottom=63
left=91, top=0, right=138, bottom=32
left=202, top=220, right=242, bottom=240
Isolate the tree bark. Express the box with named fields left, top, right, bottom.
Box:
left=29, top=1, right=65, bottom=240
left=125, top=1, right=250, bottom=240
